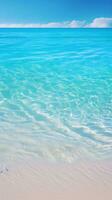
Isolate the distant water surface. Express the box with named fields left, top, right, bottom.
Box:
left=0, top=28, right=112, bottom=163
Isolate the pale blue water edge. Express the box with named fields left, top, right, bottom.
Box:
left=0, top=28, right=112, bottom=163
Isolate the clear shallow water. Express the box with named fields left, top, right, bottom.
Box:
left=0, top=28, right=112, bottom=163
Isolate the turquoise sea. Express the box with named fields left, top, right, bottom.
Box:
left=0, top=28, right=112, bottom=163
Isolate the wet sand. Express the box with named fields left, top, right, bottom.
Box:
left=0, top=160, right=112, bottom=200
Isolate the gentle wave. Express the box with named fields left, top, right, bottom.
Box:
left=0, top=28, right=112, bottom=163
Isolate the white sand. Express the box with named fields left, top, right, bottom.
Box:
left=0, top=160, right=112, bottom=200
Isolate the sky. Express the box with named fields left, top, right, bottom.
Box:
left=0, top=0, right=112, bottom=27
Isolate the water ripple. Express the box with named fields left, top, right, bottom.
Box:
left=0, top=28, right=112, bottom=162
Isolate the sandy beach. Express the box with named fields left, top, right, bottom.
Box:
left=0, top=159, right=112, bottom=200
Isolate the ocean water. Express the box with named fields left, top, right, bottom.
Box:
left=0, top=28, right=112, bottom=163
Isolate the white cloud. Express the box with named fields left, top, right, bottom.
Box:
left=0, top=18, right=112, bottom=28
left=86, top=18, right=112, bottom=28
left=67, top=20, right=86, bottom=28
left=0, top=20, right=85, bottom=28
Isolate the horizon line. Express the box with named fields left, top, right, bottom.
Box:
left=0, top=27, right=112, bottom=29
